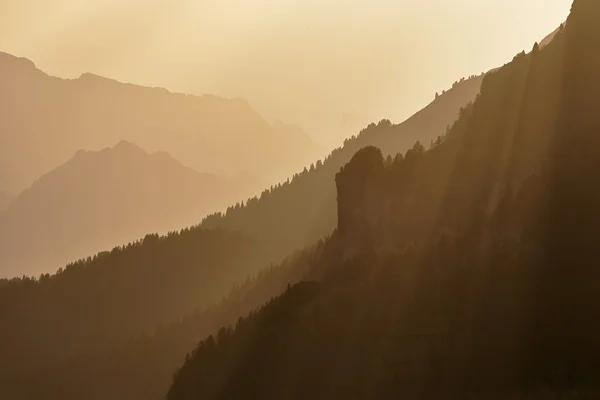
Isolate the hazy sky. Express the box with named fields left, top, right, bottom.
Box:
left=0, top=0, right=572, bottom=145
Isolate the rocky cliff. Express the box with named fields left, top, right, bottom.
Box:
left=335, top=146, right=393, bottom=260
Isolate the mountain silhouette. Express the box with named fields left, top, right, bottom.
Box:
left=168, top=4, right=600, bottom=397
left=1, top=17, right=572, bottom=398
left=0, top=71, right=484, bottom=399
left=0, top=52, right=317, bottom=194
left=201, top=73, right=484, bottom=264
left=0, top=66, right=484, bottom=399
left=0, top=141, right=252, bottom=277
left=541, top=23, right=565, bottom=48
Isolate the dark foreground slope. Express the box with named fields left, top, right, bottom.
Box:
left=168, top=3, right=600, bottom=398
left=4, top=241, right=328, bottom=400
left=0, top=228, right=271, bottom=395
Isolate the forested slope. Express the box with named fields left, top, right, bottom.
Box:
left=201, top=74, right=484, bottom=262
left=168, top=3, right=600, bottom=397
left=0, top=28, right=484, bottom=400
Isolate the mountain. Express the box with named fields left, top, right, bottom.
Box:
left=0, top=141, right=252, bottom=277
left=0, top=64, right=483, bottom=399
left=4, top=19, right=560, bottom=396
left=0, top=53, right=316, bottom=194
left=168, top=3, right=600, bottom=398
left=0, top=241, right=323, bottom=400
left=332, top=111, right=376, bottom=148
left=201, top=73, right=485, bottom=264
left=541, top=23, right=565, bottom=48
left=0, top=227, right=273, bottom=396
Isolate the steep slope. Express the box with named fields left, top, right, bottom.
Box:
left=540, top=23, right=565, bottom=48
left=0, top=68, right=483, bottom=400
left=0, top=54, right=316, bottom=194
left=0, top=24, right=561, bottom=400
left=0, top=141, right=249, bottom=277
left=201, top=73, right=484, bottom=263
left=168, top=3, right=600, bottom=397
left=0, top=227, right=271, bottom=395
left=0, top=240, right=326, bottom=400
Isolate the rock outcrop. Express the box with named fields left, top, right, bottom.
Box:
left=335, top=146, right=392, bottom=260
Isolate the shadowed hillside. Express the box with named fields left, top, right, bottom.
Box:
left=3, top=18, right=570, bottom=399
left=0, top=53, right=315, bottom=194
left=201, top=73, right=484, bottom=263
left=0, top=1, right=579, bottom=398
left=168, top=3, right=600, bottom=397
left=0, top=65, right=483, bottom=399
left=0, top=227, right=272, bottom=392
left=0, top=240, right=328, bottom=400
left=0, top=141, right=255, bottom=277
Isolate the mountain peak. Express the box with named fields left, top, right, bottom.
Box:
left=540, top=24, right=564, bottom=48
left=68, top=142, right=148, bottom=167
left=0, top=52, right=37, bottom=71
left=97, top=141, right=149, bottom=161
left=113, top=140, right=142, bottom=152
left=78, top=72, right=117, bottom=83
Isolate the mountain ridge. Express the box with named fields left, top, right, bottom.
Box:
left=0, top=64, right=485, bottom=399
left=200, top=73, right=485, bottom=264
left=0, top=51, right=317, bottom=194
left=2, top=19, right=557, bottom=399
left=167, top=8, right=600, bottom=396
left=0, top=141, right=250, bottom=277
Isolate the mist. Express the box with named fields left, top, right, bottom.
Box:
left=6, top=1, right=600, bottom=400
left=0, top=0, right=570, bottom=147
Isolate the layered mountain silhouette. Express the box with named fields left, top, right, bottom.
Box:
left=0, top=227, right=274, bottom=400
left=201, top=73, right=484, bottom=263
left=168, top=2, right=600, bottom=397
left=0, top=55, right=484, bottom=398
left=0, top=53, right=316, bottom=194
left=0, top=141, right=253, bottom=277
left=0, top=13, right=578, bottom=398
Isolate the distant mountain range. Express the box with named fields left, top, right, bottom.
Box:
left=0, top=141, right=252, bottom=277
left=0, top=52, right=317, bottom=195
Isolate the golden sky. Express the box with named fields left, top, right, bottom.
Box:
left=0, top=0, right=572, bottom=145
